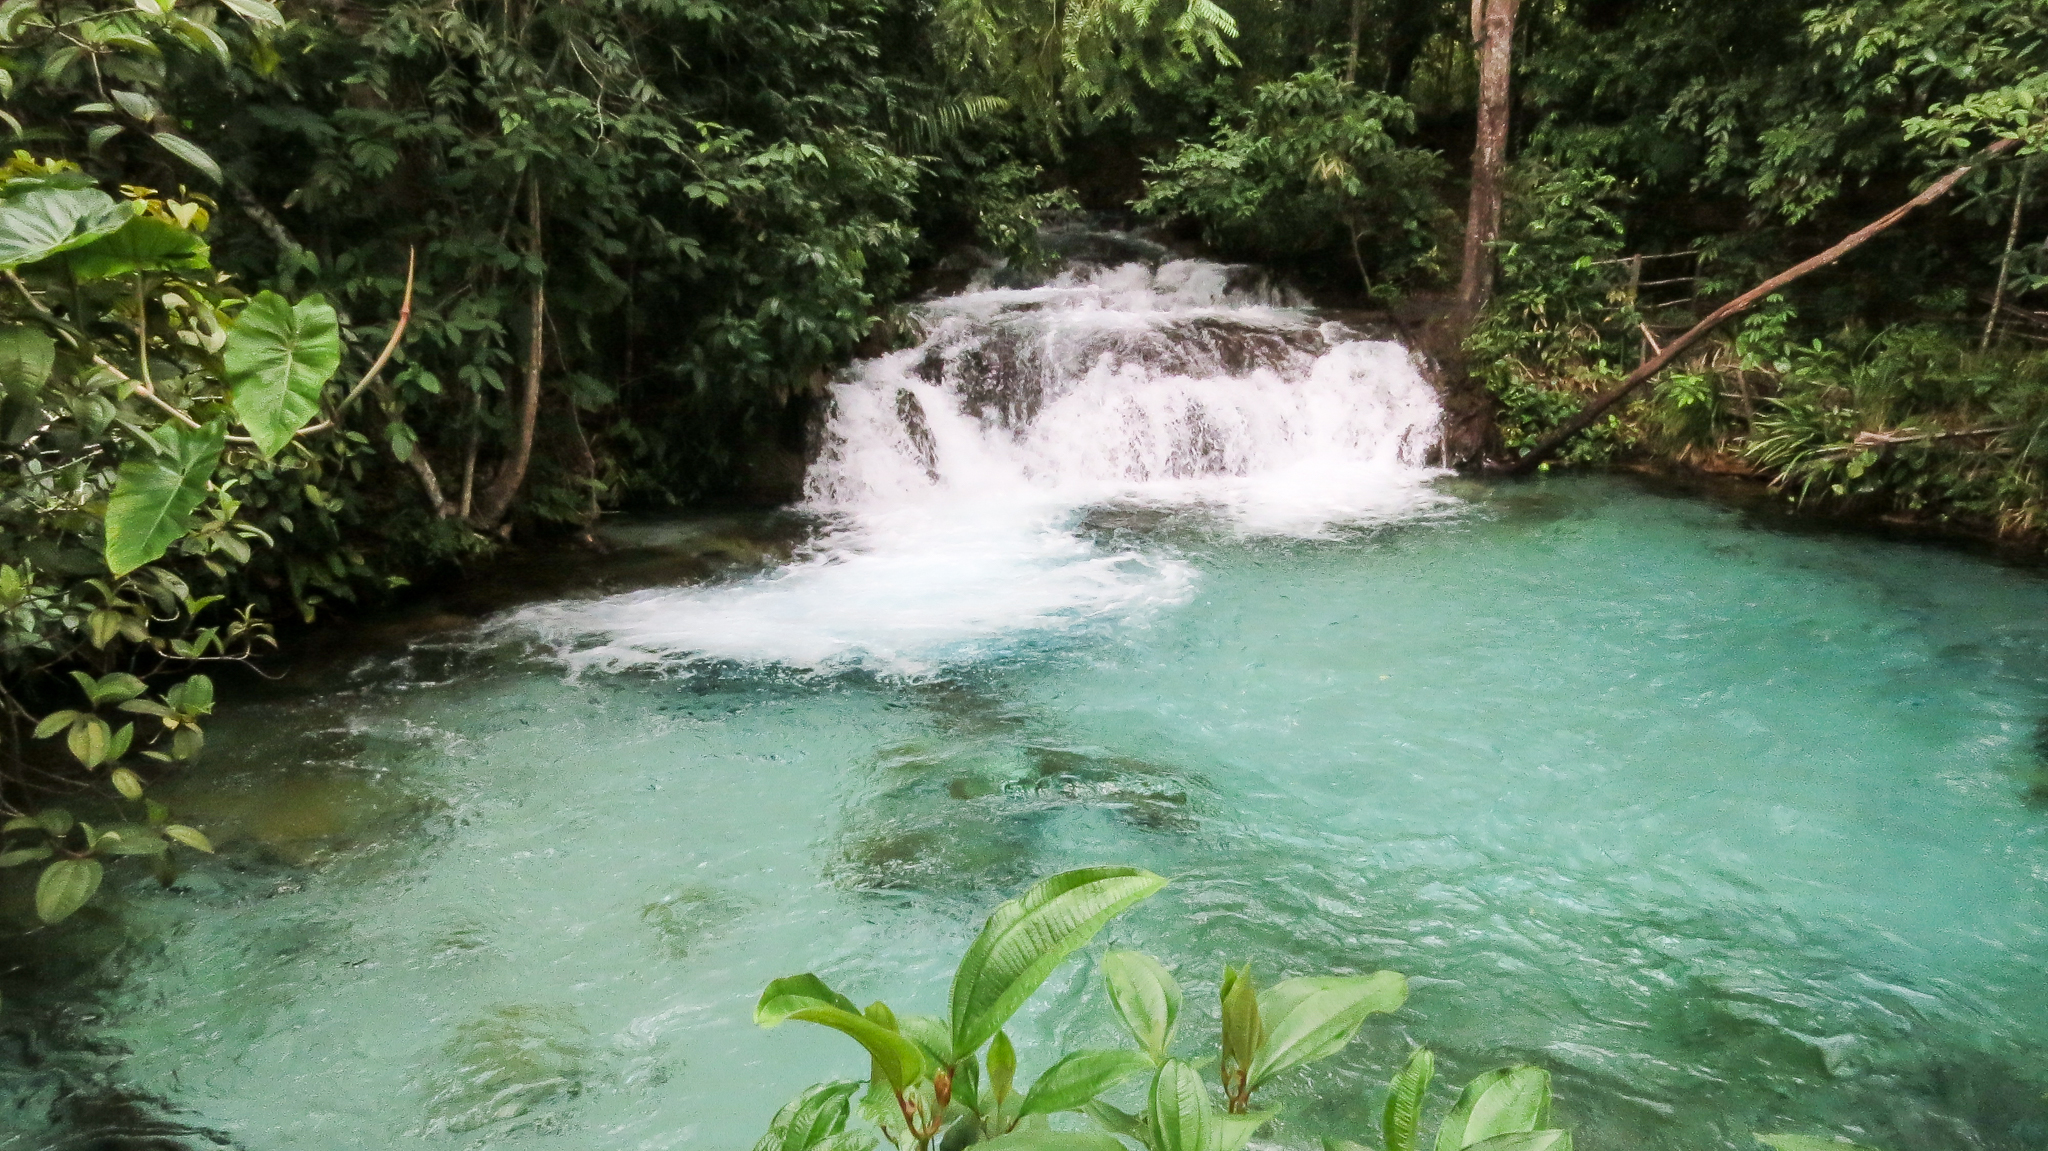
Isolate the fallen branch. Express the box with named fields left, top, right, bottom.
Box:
left=1496, top=135, right=2024, bottom=475
left=1849, top=426, right=2011, bottom=450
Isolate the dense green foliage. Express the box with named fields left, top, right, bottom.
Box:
left=3, top=0, right=2046, bottom=917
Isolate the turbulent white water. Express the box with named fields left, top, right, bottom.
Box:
left=517, top=247, right=1450, bottom=674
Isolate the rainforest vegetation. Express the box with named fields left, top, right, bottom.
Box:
left=0, top=0, right=2043, bottom=986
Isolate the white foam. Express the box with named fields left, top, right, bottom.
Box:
left=511, top=256, right=1451, bottom=675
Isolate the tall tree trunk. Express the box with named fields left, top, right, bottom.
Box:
left=1345, top=0, right=1365, bottom=84
left=1454, top=0, right=1520, bottom=331
left=472, top=182, right=546, bottom=531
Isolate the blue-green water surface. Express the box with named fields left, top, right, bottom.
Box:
left=4, top=476, right=2046, bottom=1151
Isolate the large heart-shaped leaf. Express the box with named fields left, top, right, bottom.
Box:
left=1018, top=1048, right=1151, bottom=1117
left=1247, top=970, right=1407, bottom=1090
left=226, top=291, right=342, bottom=457
left=752, top=1080, right=863, bottom=1151
left=1103, top=949, right=1182, bottom=1064
left=0, top=325, right=54, bottom=400
left=1147, top=1060, right=1215, bottom=1151
left=1434, top=1067, right=1553, bottom=1151
left=35, top=857, right=102, bottom=923
left=0, top=186, right=138, bottom=270
left=949, top=866, right=1167, bottom=1057
left=1383, top=1046, right=1436, bottom=1151
left=65, top=215, right=210, bottom=282
left=755, top=974, right=927, bottom=1093
left=105, top=419, right=223, bottom=576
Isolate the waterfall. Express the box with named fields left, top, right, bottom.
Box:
left=515, top=238, right=1451, bottom=675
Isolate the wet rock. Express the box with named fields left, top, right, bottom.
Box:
left=639, top=884, right=745, bottom=958
left=422, top=1005, right=590, bottom=1135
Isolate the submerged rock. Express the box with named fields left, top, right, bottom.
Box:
left=421, top=1004, right=590, bottom=1135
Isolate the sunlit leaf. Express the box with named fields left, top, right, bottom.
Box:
left=0, top=185, right=137, bottom=270
left=755, top=974, right=927, bottom=1092
left=1146, top=1060, right=1214, bottom=1151
left=1248, top=970, right=1408, bottom=1089
left=752, top=1080, right=864, bottom=1151
left=105, top=419, right=223, bottom=576
left=1103, top=949, right=1181, bottom=1063
left=1434, top=1067, right=1553, bottom=1151
left=225, top=291, right=341, bottom=457
left=152, top=133, right=221, bottom=183
left=1384, top=1047, right=1436, bottom=1151
left=1017, top=1049, right=1151, bottom=1117
left=949, top=866, right=1168, bottom=1056
left=66, top=214, right=209, bottom=281
left=162, top=823, right=212, bottom=852
left=35, top=857, right=101, bottom=923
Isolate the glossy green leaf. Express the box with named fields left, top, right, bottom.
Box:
left=225, top=291, right=342, bottom=457
left=35, top=857, right=102, bottom=923
left=1465, top=1131, right=1571, bottom=1151
left=989, top=1028, right=1017, bottom=1103
left=1384, top=1046, right=1436, bottom=1151
left=1147, top=1060, right=1215, bottom=1151
left=1248, top=970, right=1408, bottom=1089
left=755, top=974, right=927, bottom=1092
left=0, top=325, right=54, bottom=400
left=162, top=824, right=212, bottom=852
left=110, top=766, right=144, bottom=800
left=66, top=214, right=209, bottom=281
left=0, top=186, right=137, bottom=270
left=1215, top=1108, right=1278, bottom=1151
left=0, top=846, right=52, bottom=867
left=1018, top=1049, right=1151, bottom=1117
left=1103, top=949, right=1181, bottom=1063
left=1434, top=1067, right=1553, bottom=1151
left=67, top=713, right=110, bottom=768
left=32, top=709, right=78, bottom=739
left=752, top=1080, right=863, bottom=1151
left=1080, top=1100, right=1146, bottom=1140
left=152, top=133, right=220, bottom=183
left=949, top=866, right=1168, bottom=1056
left=1220, top=963, right=1261, bottom=1086
left=94, top=823, right=167, bottom=855
left=105, top=419, right=223, bottom=576
left=216, top=0, right=284, bottom=26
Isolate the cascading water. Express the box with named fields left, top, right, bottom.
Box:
left=517, top=237, right=1450, bottom=674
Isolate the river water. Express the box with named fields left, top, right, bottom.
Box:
left=4, top=235, right=2046, bottom=1151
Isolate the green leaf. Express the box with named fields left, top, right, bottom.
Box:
left=1080, top=1100, right=1146, bottom=1140
left=1465, top=1132, right=1571, bottom=1151
left=1147, top=1060, right=1215, bottom=1151
left=1215, top=1109, right=1278, bottom=1151
left=37, top=808, right=72, bottom=836
left=94, top=823, right=167, bottom=855
left=67, top=714, right=110, bottom=768
left=989, top=1028, right=1017, bottom=1103
left=1220, top=963, right=1261, bottom=1087
left=1757, top=1137, right=1884, bottom=1151
left=216, top=0, right=283, bottom=26
left=1018, top=1049, right=1152, bottom=1117
left=1248, top=971, right=1408, bottom=1089
left=66, top=214, right=209, bottom=281
left=2, top=815, right=41, bottom=833
left=105, top=419, right=224, bottom=576
left=752, top=1081, right=863, bottom=1151
left=0, top=325, right=54, bottom=401
left=1103, top=949, right=1181, bottom=1063
left=949, top=866, right=1168, bottom=1056
left=0, top=845, right=51, bottom=867
left=1434, top=1067, right=1553, bottom=1151
left=755, top=974, right=927, bottom=1093
left=0, top=186, right=137, bottom=271
left=35, top=857, right=101, bottom=923
left=106, top=720, right=134, bottom=761
left=151, top=133, right=220, bottom=183
left=110, top=766, right=144, bottom=800
left=162, top=824, right=212, bottom=852
left=1384, top=1047, right=1436, bottom=1151
left=33, top=709, right=79, bottom=739
left=225, top=291, right=342, bottom=457
left=89, top=672, right=148, bottom=705
left=976, top=1133, right=1126, bottom=1151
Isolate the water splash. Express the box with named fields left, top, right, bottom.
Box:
left=514, top=252, right=1450, bottom=674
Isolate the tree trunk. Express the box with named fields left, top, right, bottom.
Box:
left=1498, top=136, right=2022, bottom=475
left=1454, top=0, right=1520, bottom=331
left=1345, top=0, right=1365, bottom=84
left=471, top=183, right=546, bottom=531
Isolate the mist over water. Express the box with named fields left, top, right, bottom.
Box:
left=512, top=254, right=1449, bottom=675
